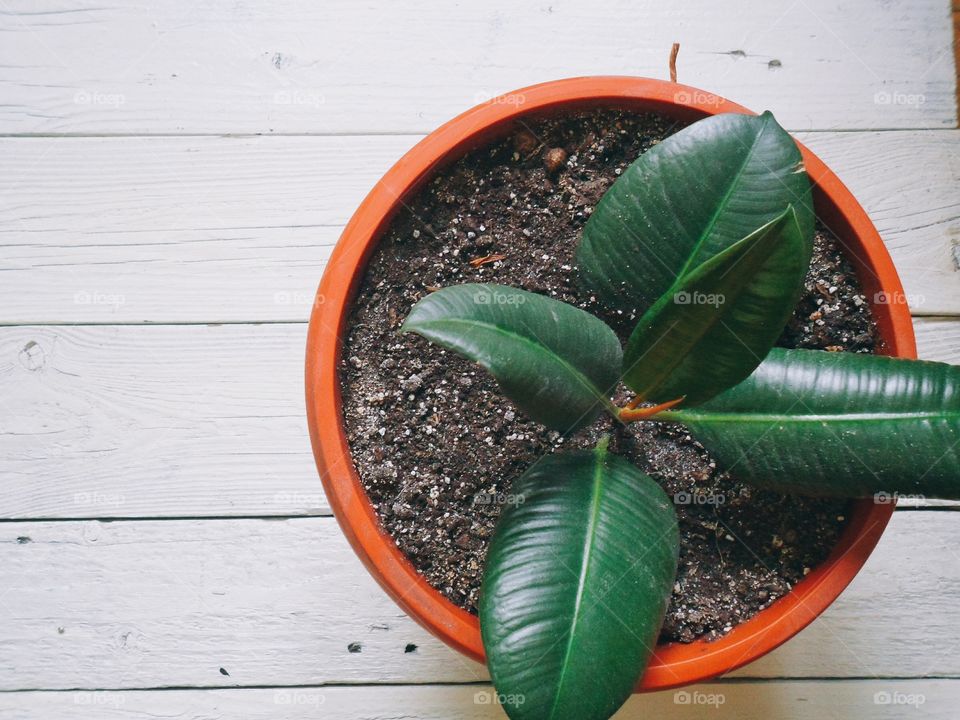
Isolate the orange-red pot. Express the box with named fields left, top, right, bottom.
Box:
left=306, top=77, right=916, bottom=691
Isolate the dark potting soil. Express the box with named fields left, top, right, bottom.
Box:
left=339, top=109, right=882, bottom=644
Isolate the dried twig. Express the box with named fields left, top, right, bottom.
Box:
left=669, top=42, right=680, bottom=83
left=469, top=253, right=507, bottom=267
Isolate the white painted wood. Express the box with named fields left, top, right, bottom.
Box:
left=0, top=0, right=953, bottom=135
left=1, top=131, right=957, bottom=323
left=0, top=134, right=412, bottom=323
left=0, top=135, right=415, bottom=233
left=0, top=512, right=958, bottom=690
left=1, top=225, right=340, bottom=325
left=0, top=681, right=953, bottom=719
left=0, top=511, right=960, bottom=690
left=794, top=131, right=960, bottom=318
left=0, top=324, right=323, bottom=518
left=4, top=319, right=960, bottom=520
left=915, top=317, right=960, bottom=363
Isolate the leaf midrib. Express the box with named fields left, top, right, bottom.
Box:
left=627, top=211, right=790, bottom=394
left=548, top=450, right=605, bottom=720
left=671, top=115, right=770, bottom=281
left=666, top=409, right=960, bottom=424
left=410, top=317, right=613, bottom=406
left=625, top=117, right=775, bottom=394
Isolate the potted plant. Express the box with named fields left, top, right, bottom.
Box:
left=305, top=77, right=923, bottom=710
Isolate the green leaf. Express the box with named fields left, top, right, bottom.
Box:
left=665, top=348, right=960, bottom=498
left=622, top=206, right=810, bottom=406
left=401, top=284, right=622, bottom=433
left=480, top=446, right=679, bottom=720
left=577, top=111, right=813, bottom=315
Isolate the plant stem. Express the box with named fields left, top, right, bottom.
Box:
left=595, top=434, right=611, bottom=453
left=619, top=396, right=685, bottom=423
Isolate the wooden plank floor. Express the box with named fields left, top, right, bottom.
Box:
left=0, top=1, right=957, bottom=717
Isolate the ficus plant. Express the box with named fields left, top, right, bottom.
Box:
left=400, top=111, right=960, bottom=720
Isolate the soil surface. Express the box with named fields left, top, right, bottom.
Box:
left=339, top=109, right=882, bottom=643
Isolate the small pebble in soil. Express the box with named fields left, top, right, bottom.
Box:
left=513, top=131, right=538, bottom=156
left=543, top=147, right=568, bottom=173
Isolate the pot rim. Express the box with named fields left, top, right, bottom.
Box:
left=305, top=76, right=916, bottom=691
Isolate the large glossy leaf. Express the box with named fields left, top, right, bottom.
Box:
left=577, top=111, right=813, bottom=315
left=622, top=207, right=809, bottom=406
left=401, top=284, right=622, bottom=433
left=664, top=348, right=960, bottom=498
left=480, top=446, right=679, bottom=720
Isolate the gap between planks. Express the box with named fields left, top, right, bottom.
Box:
left=2, top=130, right=957, bottom=323
left=0, top=680, right=958, bottom=719
left=1, top=318, right=958, bottom=520
left=2, top=513, right=960, bottom=689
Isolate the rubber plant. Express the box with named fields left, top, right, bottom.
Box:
left=400, top=112, right=960, bottom=720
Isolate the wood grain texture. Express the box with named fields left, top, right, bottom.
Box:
left=794, top=131, right=960, bottom=317
left=0, top=134, right=410, bottom=323
left=0, top=324, right=322, bottom=519
left=0, top=681, right=952, bottom=719
left=0, top=512, right=959, bottom=690
left=915, top=316, right=960, bottom=362
left=1, top=131, right=957, bottom=323
left=3, top=319, right=958, bottom=520
left=0, top=0, right=953, bottom=135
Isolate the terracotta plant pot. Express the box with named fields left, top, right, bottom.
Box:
left=306, top=76, right=916, bottom=691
